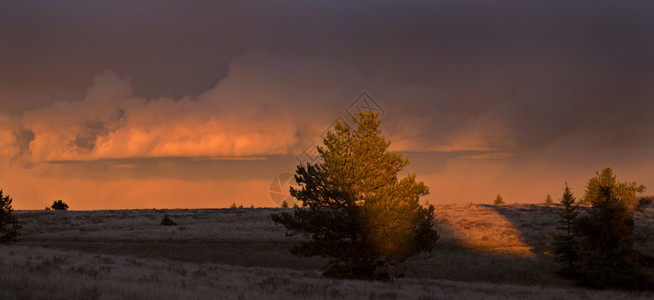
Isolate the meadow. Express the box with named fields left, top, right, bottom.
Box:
left=2, top=204, right=653, bottom=299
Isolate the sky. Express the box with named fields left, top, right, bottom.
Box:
left=1, top=1, right=653, bottom=209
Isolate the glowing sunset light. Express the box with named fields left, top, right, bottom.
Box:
left=1, top=1, right=654, bottom=210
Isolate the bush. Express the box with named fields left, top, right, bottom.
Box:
left=160, top=216, right=177, bottom=226
left=0, top=189, right=21, bottom=244
left=50, top=200, right=69, bottom=210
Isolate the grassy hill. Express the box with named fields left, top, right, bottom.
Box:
left=2, top=204, right=653, bottom=299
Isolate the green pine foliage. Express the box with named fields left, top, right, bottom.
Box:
left=575, top=167, right=653, bottom=290
left=546, top=183, right=581, bottom=277
left=271, top=111, right=438, bottom=280
left=0, top=189, right=21, bottom=244
left=494, top=194, right=504, bottom=205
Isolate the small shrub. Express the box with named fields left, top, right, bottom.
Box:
left=230, top=202, right=237, bottom=209
left=50, top=200, right=69, bottom=210
left=160, top=216, right=177, bottom=226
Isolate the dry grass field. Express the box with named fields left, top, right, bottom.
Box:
left=2, top=204, right=653, bottom=299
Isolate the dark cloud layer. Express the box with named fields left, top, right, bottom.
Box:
left=1, top=0, right=653, bottom=208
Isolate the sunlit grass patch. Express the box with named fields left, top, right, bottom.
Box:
left=434, top=204, right=535, bottom=257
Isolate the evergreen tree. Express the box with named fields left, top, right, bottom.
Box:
left=575, top=167, right=652, bottom=290
left=229, top=202, right=237, bottom=209
left=545, top=193, right=553, bottom=204
left=546, top=183, right=581, bottom=277
left=272, top=111, right=438, bottom=280
left=281, top=200, right=289, bottom=208
left=50, top=200, right=69, bottom=210
left=494, top=194, right=504, bottom=205
left=0, top=189, right=21, bottom=244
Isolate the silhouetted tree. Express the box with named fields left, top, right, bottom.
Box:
left=230, top=202, right=237, bottom=209
left=546, top=183, right=581, bottom=277
left=0, top=189, right=21, bottom=244
left=272, top=111, right=438, bottom=280
left=575, top=167, right=652, bottom=290
left=281, top=200, right=289, bottom=208
left=160, top=215, right=177, bottom=226
left=50, top=200, right=69, bottom=210
left=545, top=193, right=553, bottom=204
left=494, top=194, right=504, bottom=205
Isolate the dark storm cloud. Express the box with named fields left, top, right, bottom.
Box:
left=1, top=0, right=653, bottom=158
left=71, top=106, right=127, bottom=151
left=2, top=0, right=654, bottom=209
left=13, top=127, right=34, bottom=156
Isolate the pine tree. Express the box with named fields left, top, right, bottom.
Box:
left=0, top=189, right=21, bottom=244
left=494, top=194, right=504, bottom=205
left=575, top=167, right=652, bottom=289
left=546, top=183, right=580, bottom=277
left=272, top=111, right=438, bottom=280
left=281, top=200, right=289, bottom=208
left=50, top=200, right=69, bottom=210
left=545, top=193, right=553, bottom=204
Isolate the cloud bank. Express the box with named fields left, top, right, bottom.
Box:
left=2, top=0, right=654, bottom=209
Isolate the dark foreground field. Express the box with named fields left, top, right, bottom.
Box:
left=2, top=204, right=653, bottom=299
